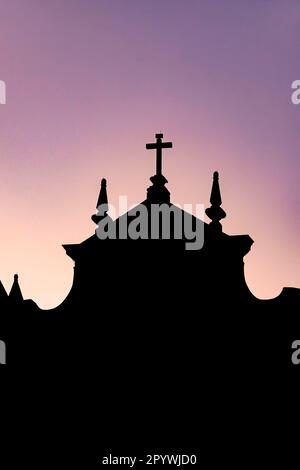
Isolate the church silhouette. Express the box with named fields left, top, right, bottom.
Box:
left=1, top=133, right=300, bottom=466
left=0, top=132, right=299, bottom=368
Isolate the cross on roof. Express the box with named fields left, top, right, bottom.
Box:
left=146, top=133, right=173, bottom=176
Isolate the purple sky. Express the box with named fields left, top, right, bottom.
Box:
left=0, top=0, right=299, bottom=308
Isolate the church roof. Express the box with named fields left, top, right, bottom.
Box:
left=63, top=133, right=253, bottom=261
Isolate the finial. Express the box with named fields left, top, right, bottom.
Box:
left=211, top=172, right=222, bottom=206
left=98, top=178, right=108, bottom=206
left=92, top=178, right=109, bottom=225
left=146, top=133, right=173, bottom=176
left=205, top=171, right=226, bottom=232
left=9, top=273, right=23, bottom=302
left=145, top=133, right=173, bottom=203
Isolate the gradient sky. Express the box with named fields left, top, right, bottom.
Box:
left=0, top=0, right=299, bottom=309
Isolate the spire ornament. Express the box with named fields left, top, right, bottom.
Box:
left=9, top=274, right=23, bottom=303
left=145, top=133, right=173, bottom=204
left=205, top=171, right=226, bottom=233
left=92, top=178, right=109, bottom=225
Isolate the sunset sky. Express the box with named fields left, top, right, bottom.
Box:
left=0, top=0, right=299, bottom=309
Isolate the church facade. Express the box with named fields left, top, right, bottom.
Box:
left=0, top=133, right=299, bottom=365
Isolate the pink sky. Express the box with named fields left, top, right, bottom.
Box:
left=0, top=0, right=299, bottom=309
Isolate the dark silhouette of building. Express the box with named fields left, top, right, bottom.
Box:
left=1, top=133, right=299, bottom=466
left=0, top=133, right=299, bottom=364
